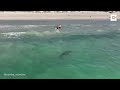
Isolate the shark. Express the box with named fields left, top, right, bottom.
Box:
left=59, top=50, right=72, bottom=58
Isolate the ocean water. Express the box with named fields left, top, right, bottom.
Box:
left=0, top=20, right=120, bottom=79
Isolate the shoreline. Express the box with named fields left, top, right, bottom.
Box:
left=0, top=18, right=113, bottom=20
left=0, top=11, right=119, bottom=20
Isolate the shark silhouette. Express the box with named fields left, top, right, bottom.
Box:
left=59, top=51, right=72, bottom=58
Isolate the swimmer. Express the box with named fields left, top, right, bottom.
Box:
left=55, top=24, right=61, bottom=33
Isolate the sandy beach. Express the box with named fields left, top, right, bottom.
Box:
left=0, top=11, right=120, bottom=20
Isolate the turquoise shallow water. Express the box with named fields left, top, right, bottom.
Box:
left=0, top=20, right=120, bottom=79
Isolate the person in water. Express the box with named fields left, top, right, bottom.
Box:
left=55, top=24, right=61, bottom=32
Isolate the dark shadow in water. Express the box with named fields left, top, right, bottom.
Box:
left=58, top=51, right=72, bottom=59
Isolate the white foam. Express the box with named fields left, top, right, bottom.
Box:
left=22, top=25, right=38, bottom=28
left=0, top=25, right=15, bottom=28
left=56, top=30, right=60, bottom=33
left=97, top=29, right=103, bottom=32
left=40, top=24, right=55, bottom=26
left=43, top=31, right=51, bottom=34
left=70, top=24, right=81, bottom=26
left=1, top=32, right=26, bottom=37
left=81, top=24, right=92, bottom=27
left=0, top=24, right=56, bottom=31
